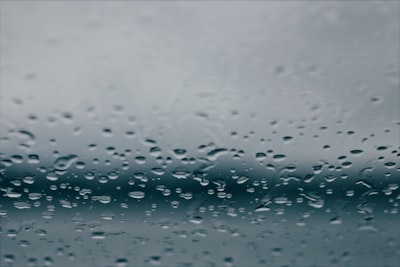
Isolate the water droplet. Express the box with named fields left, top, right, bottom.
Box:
left=128, top=191, right=145, bottom=199
left=274, top=197, right=288, bottom=204
left=223, top=257, right=234, bottom=267
left=172, top=168, right=191, bottom=179
left=172, top=148, right=187, bottom=159
left=206, top=148, right=228, bottom=161
left=61, top=112, right=74, bottom=123
left=255, top=152, right=267, bottom=161
left=54, top=155, right=78, bottom=170
left=271, top=247, right=283, bottom=256
left=46, top=172, right=58, bottom=181
left=84, top=171, right=95, bottom=180
left=377, top=146, right=388, bottom=151
left=370, top=97, right=383, bottom=105
left=14, top=201, right=32, bottom=209
left=135, top=156, right=146, bottom=164
left=92, top=195, right=111, bottom=204
left=273, top=154, right=286, bottom=161
left=17, top=130, right=36, bottom=146
left=28, top=193, right=42, bottom=200
left=10, top=155, right=23, bottom=163
left=144, top=138, right=157, bottom=146
left=91, top=231, right=106, bottom=240
left=149, top=256, right=161, bottom=266
left=102, top=128, right=113, bottom=137
left=125, top=130, right=135, bottom=139
left=255, top=205, right=270, bottom=212
left=101, top=212, right=115, bottom=220
left=171, top=200, right=180, bottom=208
left=189, top=216, right=203, bottom=224
left=330, top=216, right=342, bottom=225
left=4, top=254, right=15, bottom=263
left=282, top=136, right=293, bottom=143
left=149, top=146, right=162, bottom=157
left=151, top=168, right=165, bottom=175
left=22, top=175, right=35, bottom=184
left=27, top=154, right=40, bottom=164
left=115, top=258, right=128, bottom=267
left=384, top=162, right=396, bottom=169
left=237, top=176, right=249, bottom=184
left=350, top=149, right=363, bottom=155
left=6, top=188, right=22, bottom=198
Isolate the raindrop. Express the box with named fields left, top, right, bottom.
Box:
left=91, top=231, right=106, bottom=240
left=149, top=256, right=161, bottom=266
left=350, top=149, right=363, bottom=155
left=75, top=161, right=86, bottom=169
left=28, top=193, right=42, bottom=200
left=223, top=257, right=234, bottom=267
left=46, top=172, right=58, bottom=181
left=330, top=216, right=342, bottom=225
left=282, top=136, right=293, bottom=142
left=27, top=154, right=40, bottom=164
left=206, top=148, right=228, bottom=161
left=172, top=148, right=187, bottom=159
left=384, top=162, right=396, bottom=169
left=92, top=195, right=111, bottom=204
left=149, top=146, right=162, bottom=157
left=172, top=169, right=191, bottom=179
left=23, top=175, right=35, bottom=184
left=84, top=171, right=95, bottom=180
left=115, top=258, right=128, bottom=267
left=151, top=168, right=165, bottom=175
left=370, top=97, right=383, bottom=105
left=255, top=152, right=267, bottom=161
left=135, top=156, right=146, bottom=164
left=10, top=155, right=23, bottom=163
left=128, top=191, right=145, bottom=199
left=237, top=176, right=249, bottom=184
left=4, top=254, right=15, bottom=263
left=124, top=130, right=136, bottom=139
left=189, top=215, right=203, bottom=224
left=171, top=201, right=180, bottom=208
left=54, top=155, right=78, bottom=170
left=273, top=154, right=286, bottom=161
left=14, top=202, right=32, bottom=209
left=102, top=128, right=113, bottom=137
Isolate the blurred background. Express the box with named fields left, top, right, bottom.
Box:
left=0, top=1, right=399, bottom=267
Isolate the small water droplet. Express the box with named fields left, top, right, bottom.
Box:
left=128, top=191, right=145, bottom=199
left=102, top=128, right=113, bottom=137
left=54, top=155, right=78, bottom=170
left=273, top=154, right=286, bottom=161
left=46, top=172, right=58, bottom=181
left=115, top=258, right=128, bottom=267
left=350, top=149, right=363, bottom=155
left=172, top=169, right=191, bottom=179
left=206, top=148, right=228, bottom=161
left=149, top=256, right=161, bottom=266
left=223, top=257, right=234, bottom=267
left=255, top=152, right=267, bottom=161
left=91, top=231, right=106, bottom=240
left=330, top=216, right=342, bottom=225
left=92, top=195, right=111, bottom=204
left=237, top=176, right=249, bottom=184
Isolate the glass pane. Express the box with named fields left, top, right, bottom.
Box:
left=1, top=1, right=399, bottom=267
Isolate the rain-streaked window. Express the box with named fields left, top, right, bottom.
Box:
left=0, top=1, right=399, bottom=267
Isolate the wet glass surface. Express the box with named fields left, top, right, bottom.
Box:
left=0, top=1, right=399, bottom=266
